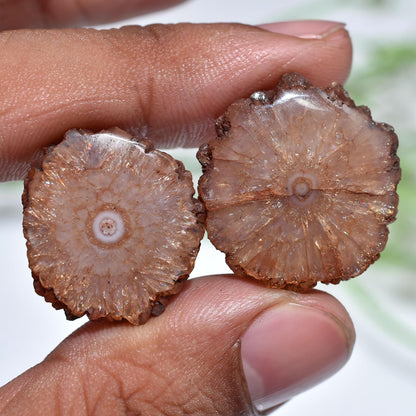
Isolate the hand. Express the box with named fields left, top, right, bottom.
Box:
left=0, top=1, right=355, bottom=414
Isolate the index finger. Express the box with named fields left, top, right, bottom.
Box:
left=0, top=20, right=352, bottom=181
left=0, top=0, right=186, bottom=30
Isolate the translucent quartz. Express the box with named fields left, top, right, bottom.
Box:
left=23, top=129, right=204, bottom=324
left=198, top=73, right=400, bottom=290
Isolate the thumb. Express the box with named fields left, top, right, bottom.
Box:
left=0, top=275, right=354, bottom=415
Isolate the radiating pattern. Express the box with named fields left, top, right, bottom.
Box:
left=23, top=129, right=204, bottom=324
left=198, top=73, right=400, bottom=289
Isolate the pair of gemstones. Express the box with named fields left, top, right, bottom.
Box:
left=23, top=73, right=400, bottom=324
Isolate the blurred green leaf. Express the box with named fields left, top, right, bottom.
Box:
left=346, top=42, right=416, bottom=273
left=347, top=42, right=416, bottom=102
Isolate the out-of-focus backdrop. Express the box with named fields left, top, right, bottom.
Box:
left=1, top=0, right=415, bottom=414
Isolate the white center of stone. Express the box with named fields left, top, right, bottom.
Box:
left=92, top=210, right=125, bottom=244
left=294, top=181, right=310, bottom=197
left=288, top=175, right=316, bottom=203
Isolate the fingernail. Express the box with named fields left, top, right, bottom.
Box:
left=259, top=20, right=346, bottom=39
left=241, top=303, right=353, bottom=412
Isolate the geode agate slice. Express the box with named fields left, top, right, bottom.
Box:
left=198, top=73, right=400, bottom=290
left=23, top=129, right=204, bottom=324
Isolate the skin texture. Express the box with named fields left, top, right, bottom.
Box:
left=0, top=1, right=355, bottom=414
left=0, top=276, right=354, bottom=416
left=0, top=0, right=187, bottom=29
left=0, top=21, right=351, bottom=180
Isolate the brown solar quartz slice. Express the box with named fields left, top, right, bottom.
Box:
left=23, top=128, right=205, bottom=324
left=198, top=73, right=400, bottom=290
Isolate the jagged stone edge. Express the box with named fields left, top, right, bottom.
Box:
left=197, top=73, right=401, bottom=291
left=23, top=129, right=206, bottom=323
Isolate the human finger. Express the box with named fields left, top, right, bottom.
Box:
left=0, top=20, right=352, bottom=180
left=0, top=0, right=186, bottom=30
left=0, top=275, right=355, bottom=415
